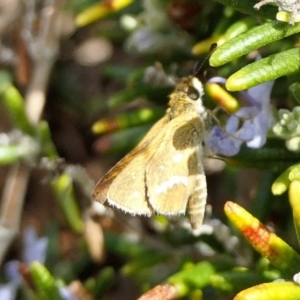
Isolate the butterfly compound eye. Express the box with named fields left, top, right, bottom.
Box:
left=187, top=85, right=200, bottom=100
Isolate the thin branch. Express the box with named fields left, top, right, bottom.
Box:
left=0, top=164, right=30, bottom=261
left=0, top=0, right=64, bottom=265
left=25, top=0, right=62, bottom=124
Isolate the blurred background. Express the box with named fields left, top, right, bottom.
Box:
left=0, top=0, right=300, bottom=299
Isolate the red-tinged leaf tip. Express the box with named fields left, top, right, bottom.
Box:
left=224, top=201, right=238, bottom=214
left=137, top=284, right=178, bottom=300
left=241, top=224, right=276, bottom=259
left=234, top=282, right=300, bottom=300
left=225, top=201, right=300, bottom=272
left=224, top=201, right=258, bottom=230
left=226, top=202, right=276, bottom=258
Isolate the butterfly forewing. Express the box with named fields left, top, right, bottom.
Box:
left=146, top=114, right=200, bottom=215
left=92, top=116, right=168, bottom=212
left=92, top=143, right=147, bottom=204
left=107, top=153, right=152, bottom=215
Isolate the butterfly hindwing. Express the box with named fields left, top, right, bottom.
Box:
left=146, top=114, right=202, bottom=215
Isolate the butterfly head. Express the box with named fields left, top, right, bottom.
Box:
left=169, top=75, right=205, bottom=117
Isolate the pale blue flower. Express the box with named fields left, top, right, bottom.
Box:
left=0, top=282, right=18, bottom=300
left=206, top=126, right=243, bottom=156
left=59, top=286, right=78, bottom=300
left=4, top=226, right=48, bottom=285
left=22, top=226, right=48, bottom=264
left=206, top=79, right=274, bottom=156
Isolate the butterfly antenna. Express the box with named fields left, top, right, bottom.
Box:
left=193, top=43, right=217, bottom=77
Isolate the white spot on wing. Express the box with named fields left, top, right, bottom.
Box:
left=130, top=191, right=142, bottom=198
left=154, top=176, right=188, bottom=195
left=173, top=153, right=183, bottom=162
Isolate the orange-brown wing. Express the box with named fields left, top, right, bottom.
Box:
left=92, top=116, right=167, bottom=215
